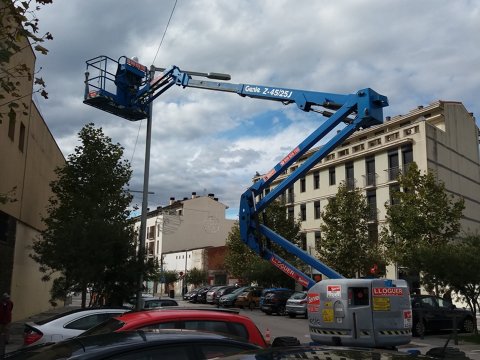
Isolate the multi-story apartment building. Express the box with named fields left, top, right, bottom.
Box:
left=133, top=193, right=236, bottom=295
left=264, top=101, right=480, bottom=280
left=0, top=19, right=65, bottom=319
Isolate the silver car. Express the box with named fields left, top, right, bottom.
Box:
left=23, top=307, right=130, bottom=347
left=286, top=291, right=307, bottom=318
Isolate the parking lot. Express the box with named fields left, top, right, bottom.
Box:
left=3, top=298, right=480, bottom=359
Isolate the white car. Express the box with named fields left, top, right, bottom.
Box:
left=23, top=307, right=130, bottom=346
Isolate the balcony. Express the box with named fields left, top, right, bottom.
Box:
left=386, top=167, right=401, bottom=182
left=345, top=178, right=356, bottom=190
left=364, top=172, right=376, bottom=187
left=280, top=192, right=295, bottom=205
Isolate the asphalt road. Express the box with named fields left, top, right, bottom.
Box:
left=3, top=298, right=479, bottom=360
left=182, top=300, right=480, bottom=359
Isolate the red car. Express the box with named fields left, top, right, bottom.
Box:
left=80, top=308, right=268, bottom=348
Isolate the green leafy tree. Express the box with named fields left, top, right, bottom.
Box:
left=225, top=200, right=301, bottom=288
left=185, top=267, right=208, bottom=287
left=31, top=123, right=156, bottom=307
left=161, top=270, right=178, bottom=295
left=418, top=235, right=480, bottom=333
left=318, top=182, right=383, bottom=278
left=380, top=162, right=464, bottom=285
left=1, top=0, right=53, bottom=123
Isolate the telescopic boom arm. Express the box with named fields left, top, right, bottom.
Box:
left=83, top=56, right=388, bottom=288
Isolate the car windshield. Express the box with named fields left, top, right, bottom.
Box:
left=78, top=317, right=125, bottom=337
left=291, top=292, right=306, bottom=299
left=231, top=287, right=246, bottom=295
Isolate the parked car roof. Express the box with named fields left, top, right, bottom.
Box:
left=7, top=330, right=262, bottom=360
left=23, top=307, right=130, bottom=347
left=219, top=344, right=435, bottom=360
left=79, top=308, right=268, bottom=348
left=124, top=297, right=178, bottom=309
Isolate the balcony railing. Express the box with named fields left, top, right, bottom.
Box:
left=345, top=178, right=356, bottom=190
left=280, top=192, right=295, bottom=205
left=364, top=172, right=376, bottom=187
left=386, top=167, right=401, bottom=182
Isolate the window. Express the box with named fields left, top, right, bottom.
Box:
left=365, top=157, right=375, bottom=186
left=328, top=167, right=335, bottom=185
left=314, top=201, right=320, bottom=219
left=314, top=231, right=321, bottom=247
left=385, top=132, right=399, bottom=142
left=368, top=138, right=381, bottom=147
left=366, top=190, right=377, bottom=222
left=287, top=207, right=294, bottom=220
left=287, top=187, right=294, bottom=203
left=345, top=162, right=354, bottom=189
left=8, top=118, right=15, bottom=140
left=388, top=150, right=399, bottom=181
left=338, top=148, right=349, bottom=157
left=349, top=287, right=369, bottom=306
left=402, top=144, right=413, bottom=172
left=146, top=320, right=249, bottom=341
left=300, top=233, right=307, bottom=250
left=65, top=313, right=124, bottom=330
left=147, top=226, right=155, bottom=239
left=313, top=171, right=320, bottom=189
left=300, top=204, right=306, bottom=221
left=300, top=177, right=306, bottom=192
left=19, top=122, right=25, bottom=152
left=353, top=143, right=364, bottom=153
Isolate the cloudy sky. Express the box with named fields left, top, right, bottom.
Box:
left=34, top=0, right=480, bottom=219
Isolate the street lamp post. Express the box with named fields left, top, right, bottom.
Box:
left=135, top=65, right=155, bottom=311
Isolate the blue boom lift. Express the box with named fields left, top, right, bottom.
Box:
left=83, top=56, right=388, bottom=289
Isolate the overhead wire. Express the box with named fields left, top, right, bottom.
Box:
left=129, top=0, right=178, bottom=165
left=152, top=0, right=178, bottom=65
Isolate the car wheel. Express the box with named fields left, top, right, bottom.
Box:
left=413, top=320, right=426, bottom=337
left=249, top=302, right=255, bottom=310
left=278, top=306, right=286, bottom=316
left=288, top=313, right=296, bottom=318
left=304, top=312, right=308, bottom=319
left=265, top=311, right=272, bottom=315
left=461, top=317, right=475, bottom=333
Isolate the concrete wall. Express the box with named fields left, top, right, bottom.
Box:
left=0, top=27, right=65, bottom=320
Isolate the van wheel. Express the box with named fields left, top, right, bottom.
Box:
left=461, top=317, right=474, bottom=333
left=278, top=306, right=286, bottom=316
left=413, top=320, right=426, bottom=337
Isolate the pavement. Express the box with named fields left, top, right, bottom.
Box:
left=1, top=303, right=479, bottom=359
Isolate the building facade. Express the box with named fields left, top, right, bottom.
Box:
left=0, top=29, right=65, bottom=319
left=133, top=193, right=236, bottom=295
left=264, top=101, right=480, bottom=279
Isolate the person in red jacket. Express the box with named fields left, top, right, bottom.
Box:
left=0, top=293, right=14, bottom=344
